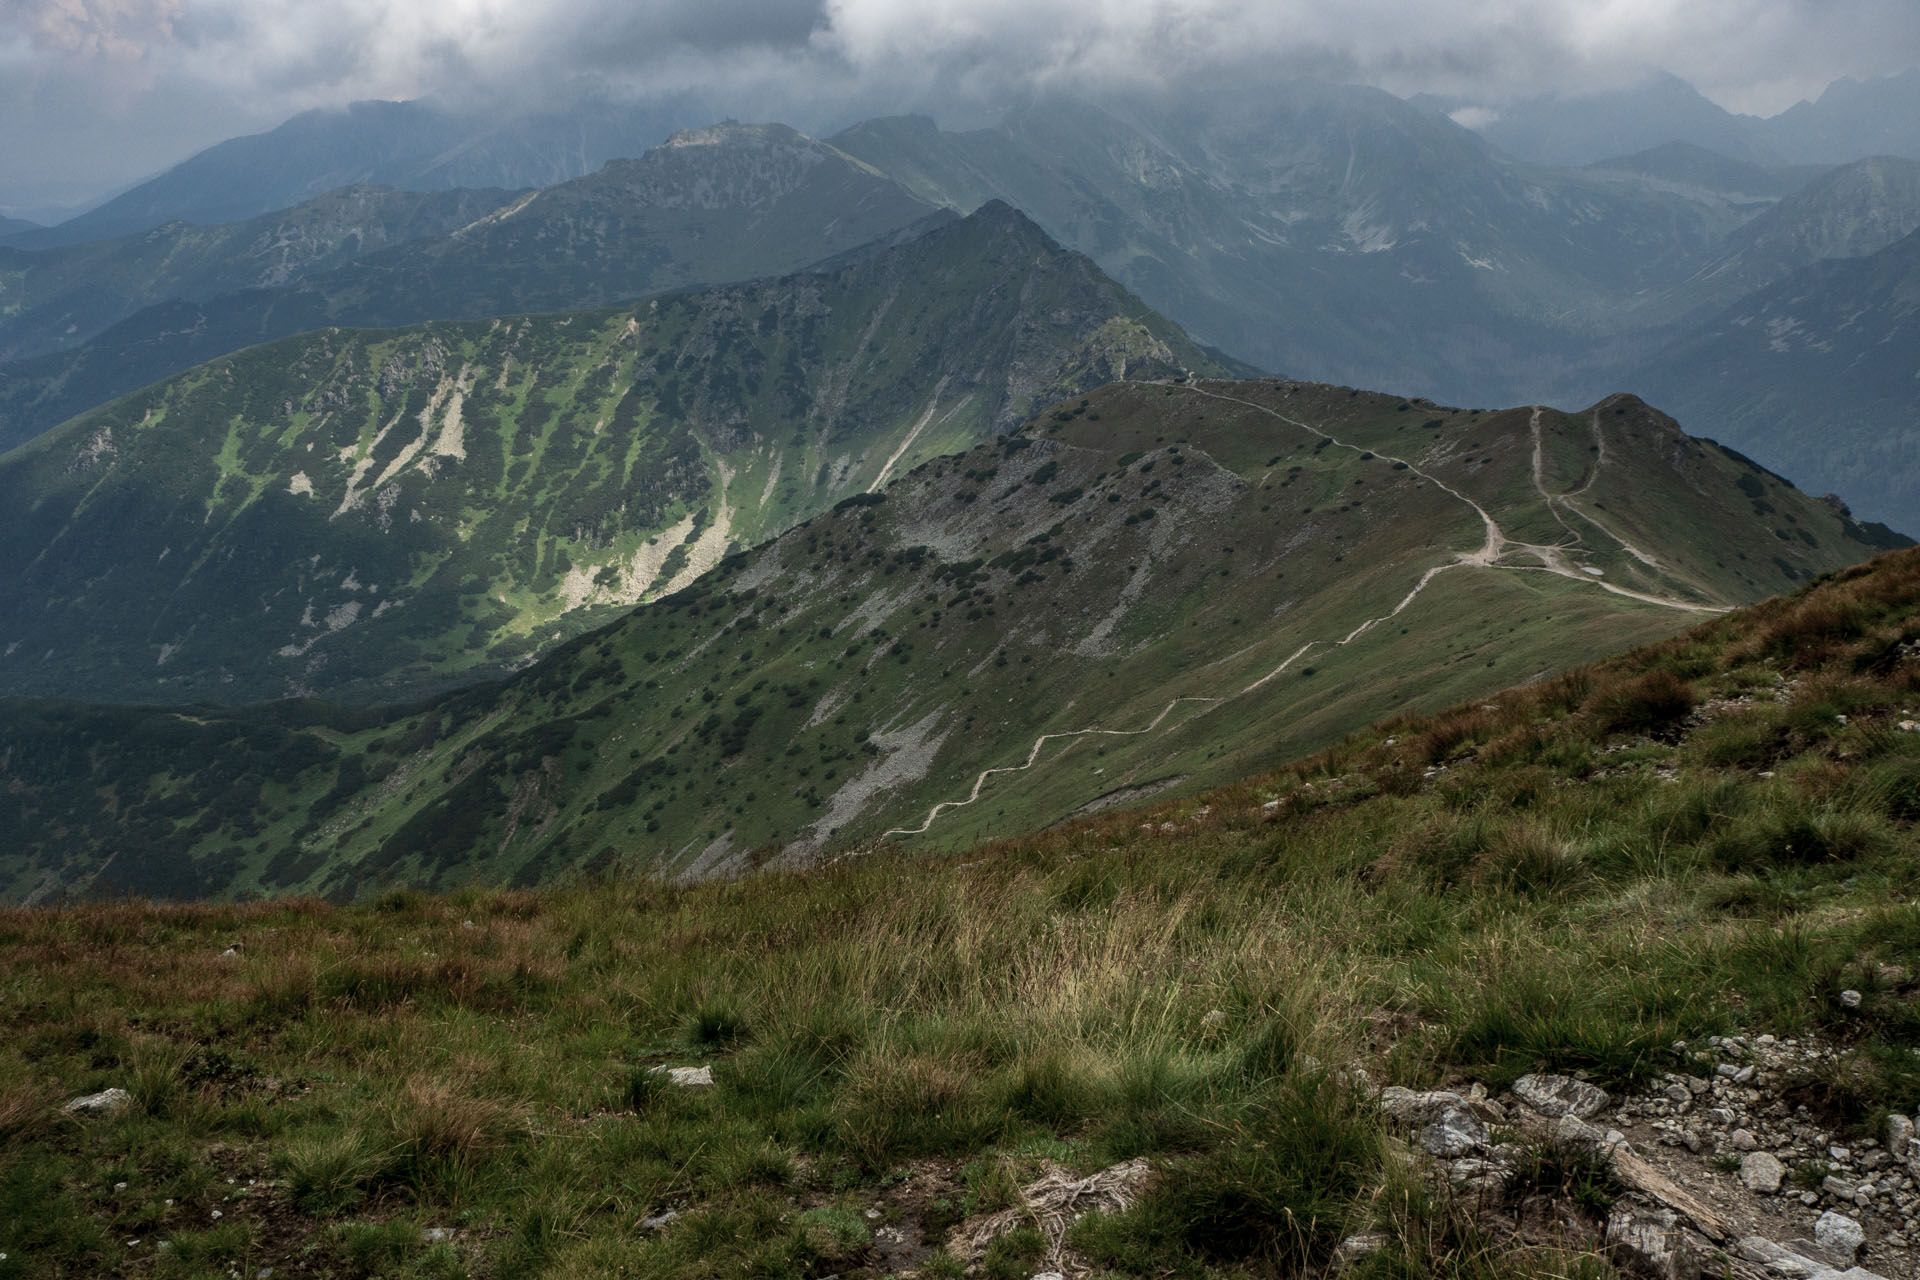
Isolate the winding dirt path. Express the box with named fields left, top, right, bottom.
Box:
left=880, top=696, right=1221, bottom=838
left=1178, top=384, right=1719, bottom=613
left=877, top=381, right=1724, bottom=844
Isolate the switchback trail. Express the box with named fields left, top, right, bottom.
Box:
left=879, top=696, right=1220, bottom=838
left=878, top=380, right=1722, bottom=844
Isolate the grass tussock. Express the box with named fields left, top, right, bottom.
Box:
left=2, top=547, right=1919, bottom=1277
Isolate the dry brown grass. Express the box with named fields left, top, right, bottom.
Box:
left=1584, top=668, right=1696, bottom=734
left=385, top=1074, right=524, bottom=1172
left=0, top=1078, right=53, bottom=1146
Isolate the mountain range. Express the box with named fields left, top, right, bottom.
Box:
left=1, top=97, right=700, bottom=249
left=0, top=124, right=941, bottom=457
left=1629, top=224, right=1920, bottom=528
left=0, top=204, right=1229, bottom=707
left=0, top=184, right=525, bottom=364
left=1430, top=68, right=1920, bottom=168
left=0, top=371, right=1899, bottom=903
left=4, top=59, right=1919, bottom=1280
left=4, top=86, right=1919, bottom=528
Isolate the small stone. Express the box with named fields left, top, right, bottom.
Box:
left=1831, top=1146, right=1852, bottom=1162
left=1733, top=1065, right=1756, bottom=1083
left=1032, top=1273, right=1066, bottom=1280
left=1887, top=1115, right=1914, bottom=1161
left=1737, top=1237, right=1828, bottom=1279
left=1378, top=1087, right=1470, bottom=1126
left=1814, top=1211, right=1865, bottom=1261
left=1800, top=1191, right=1819, bottom=1206
left=209, top=1210, right=222, bottom=1220
left=648, top=1065, right=713, bottom=1087
left=1606, top=1206, right=1699, bottom=1280
left=1419, top=1107, right=1488, bottom=1158
left=1335, top=1232, right=1390, bottom=1266
left=1554, top=1113, right=1627, bottom=1155
left=421, top=1228, right=453, bottom=1244
left=1512, top=1073, right=1611, bottom=1119
left=1839, top=990, right=1863, bottom=1009
left=1741, top=1151, right=1785, bottom=1194
left=1824, top=1175, right=1858, bottom=1199
left=1730, top=1129, right=1759, bottom=1152
left=64, top=1088, right=133, bottom=1117
left=639, top=1210, right=680, bottom=1231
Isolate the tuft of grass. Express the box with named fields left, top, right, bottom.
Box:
left=1503, top=1138, right=1623, bottom=1213
left=1586, top=669, right=1696, bottom=735
left=275, top=1129, right=391, bottom=1215
left=1094, top=1073, right=1381, bottom=1272
left=837, top=1045, right=997, bottom=1167
left=126, top=1037, right=193, bottom=1120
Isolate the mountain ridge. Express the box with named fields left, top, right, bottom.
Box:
left=0, top=125, right=941, bottom=456
left=0, top=184, right=527, bottom=364
left=0, top=375, right=1898, bottom=905
left=11, top=97, right=701, bottom=247
left=1628, top=224, right=1920, bottom=531
left=0, top=202, right=1231, bottom=708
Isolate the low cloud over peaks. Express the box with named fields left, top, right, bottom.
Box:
left=3, top=0, right=1918, bottom=213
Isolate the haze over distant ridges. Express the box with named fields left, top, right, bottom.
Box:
left=0, top=123, right=941, bottom=454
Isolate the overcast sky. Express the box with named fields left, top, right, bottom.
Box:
left=4, top=0, right=1918, bottom=217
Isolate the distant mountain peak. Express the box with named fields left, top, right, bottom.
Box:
left=664, top=121, right=809, bottom=149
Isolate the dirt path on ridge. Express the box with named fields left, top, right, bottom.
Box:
left=875, top=382, right=1724, bottom=844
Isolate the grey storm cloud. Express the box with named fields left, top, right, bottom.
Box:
left=2, top=0, right=1919, bottom=212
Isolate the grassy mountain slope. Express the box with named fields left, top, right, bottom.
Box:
left=0, top=203, right=1225, bottom=707
left=0, top=378, right=1899, bottom=905
left=0, top=185, right=525, bottom=363
left=1630, top=225, right=1920, bottom=532
left=0, top=125, right=940, bottom=455
left=4, top=543, right=1917, bottom=1280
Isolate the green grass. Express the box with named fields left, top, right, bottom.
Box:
left=0, top=204, right=1228, bottom=711
left=8, top=375, right=1897, bottom=905
left=3, top=546, right=1918, bottom=1277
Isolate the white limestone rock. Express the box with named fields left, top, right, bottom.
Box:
left=1513, top=1073, right=1611, bottom=1120
left=62, top=1087, right=132, bottom=1116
